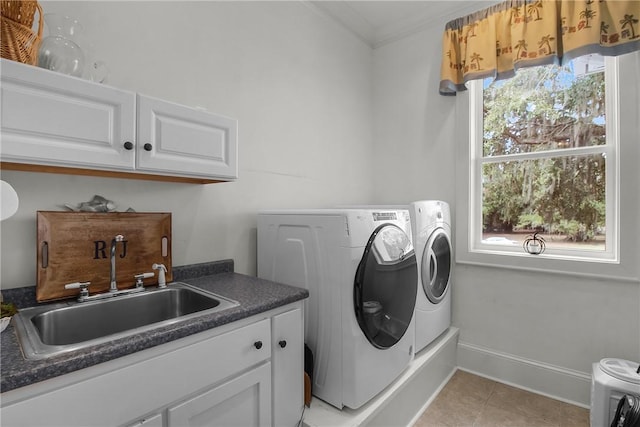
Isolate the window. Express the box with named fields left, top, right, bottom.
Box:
left=470, top=54, right=617, bottom=262
left=451, top=52, right=640, bottom=281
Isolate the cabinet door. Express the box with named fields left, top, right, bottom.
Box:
left=1, top=318, right=271, bottom=426
left=127, top=413, right=163, bottom=427
left=272, top=307, right=304, bottom=427
left=0, top=59, right=136, bottom=170
left=136, top=95, right=238, bottom=180
left=168, top=362, right=271, bottom=427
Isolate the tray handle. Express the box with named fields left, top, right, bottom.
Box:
left=41, top=241, right=48, bottom=268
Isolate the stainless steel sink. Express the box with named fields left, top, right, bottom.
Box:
left=13, top=282, right=238, bottom=359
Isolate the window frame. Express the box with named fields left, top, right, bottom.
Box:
left=471, top=56, right=618, bottom=262
left=454, top=54, right=640, bottom=282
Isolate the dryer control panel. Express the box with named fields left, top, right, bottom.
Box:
left=372, top=212, right=397, bottom=221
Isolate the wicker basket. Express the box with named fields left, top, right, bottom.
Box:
left=1, top=0, right=44, bottom=65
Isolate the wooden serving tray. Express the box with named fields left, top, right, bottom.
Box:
left=37, top=212, right=172, bottom=302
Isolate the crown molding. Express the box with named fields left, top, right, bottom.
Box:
left=373, top=2, right=487, bottom=48
left=304, top=1, right=376, bottom=47
left=306, top=1, right=489, bottom=49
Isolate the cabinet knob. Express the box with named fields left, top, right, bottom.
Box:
left=253, top=341, right=263, bottom=350
left=143, top=143, right=153, bottom=152
left=279, top=340, right=287, bottom=348
left=123, top=141, right=134, bottom=150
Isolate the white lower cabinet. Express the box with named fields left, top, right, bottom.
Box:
left=0, top=302, right=303, bottom=427
left=272, top=308, right=304, bottom=427
left=168, top=363, right=271, bottom=427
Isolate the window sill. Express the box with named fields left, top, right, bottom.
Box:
left=455, top=249, right=639, bottom=283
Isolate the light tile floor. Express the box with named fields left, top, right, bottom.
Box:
left=414, top=370, right=590, bottom=427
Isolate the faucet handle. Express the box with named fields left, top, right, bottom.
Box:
left=65, top=282, right=91, bottom=300
left=152, top=263, right=167, bottom=288
left=134, top=272, right=154, bottom=288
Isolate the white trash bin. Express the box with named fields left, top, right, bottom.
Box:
left=591, top=358, right=640, bottom=427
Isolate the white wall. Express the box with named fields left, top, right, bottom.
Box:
left=372, top=23, right=457, bottom=205
left=371, top=8, right=640, bottom=405
left=0, top=1, right=375, bottom=288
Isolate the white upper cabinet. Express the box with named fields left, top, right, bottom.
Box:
left=0, top=59, right=237, bottom=183
left=0, top=59, right=136, bottom=171
left=136, top=94, right=237, bottom=180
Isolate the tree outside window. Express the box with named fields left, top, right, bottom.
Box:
left=478, top=54, right=614, bottom=254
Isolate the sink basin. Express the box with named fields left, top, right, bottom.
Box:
left=13, top=282, right=238, bottom=359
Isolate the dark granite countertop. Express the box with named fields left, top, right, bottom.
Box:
left=0, top=260, right=308, bottom=394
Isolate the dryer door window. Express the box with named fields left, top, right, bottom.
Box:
left=354, top=224, right=418, bottom=349
left=422, top=229, right=451, bottom=304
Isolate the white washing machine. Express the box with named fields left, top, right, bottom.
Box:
left=257, top=209, right=418, bottom=410
left=409, top=200, right=452, bottom=353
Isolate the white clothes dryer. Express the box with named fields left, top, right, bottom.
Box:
left=409, top=200, right=452, bottom=353
left=257, top=209, right=418, bottom=410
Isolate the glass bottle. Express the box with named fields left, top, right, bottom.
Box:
left=37, top=14, right=85, bottom=77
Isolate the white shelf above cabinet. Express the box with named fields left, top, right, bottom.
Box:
left=0, top=59, right=238, bottom=183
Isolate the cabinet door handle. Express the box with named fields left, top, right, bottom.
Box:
left=278, top=340, right=287, bottom=348
left=143, top=143, right=153, bottom=152
left=254, top=341, right=263, bottom=350
left=123, top=141, right=134, bottom=150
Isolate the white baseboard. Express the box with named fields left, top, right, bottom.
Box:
left=457, top=341, right=592, bottom=408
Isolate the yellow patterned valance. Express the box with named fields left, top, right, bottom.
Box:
left=439, top=0, right=640, bottom=95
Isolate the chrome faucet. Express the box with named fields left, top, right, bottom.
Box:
left=110, top=234, right=125, bottom=292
